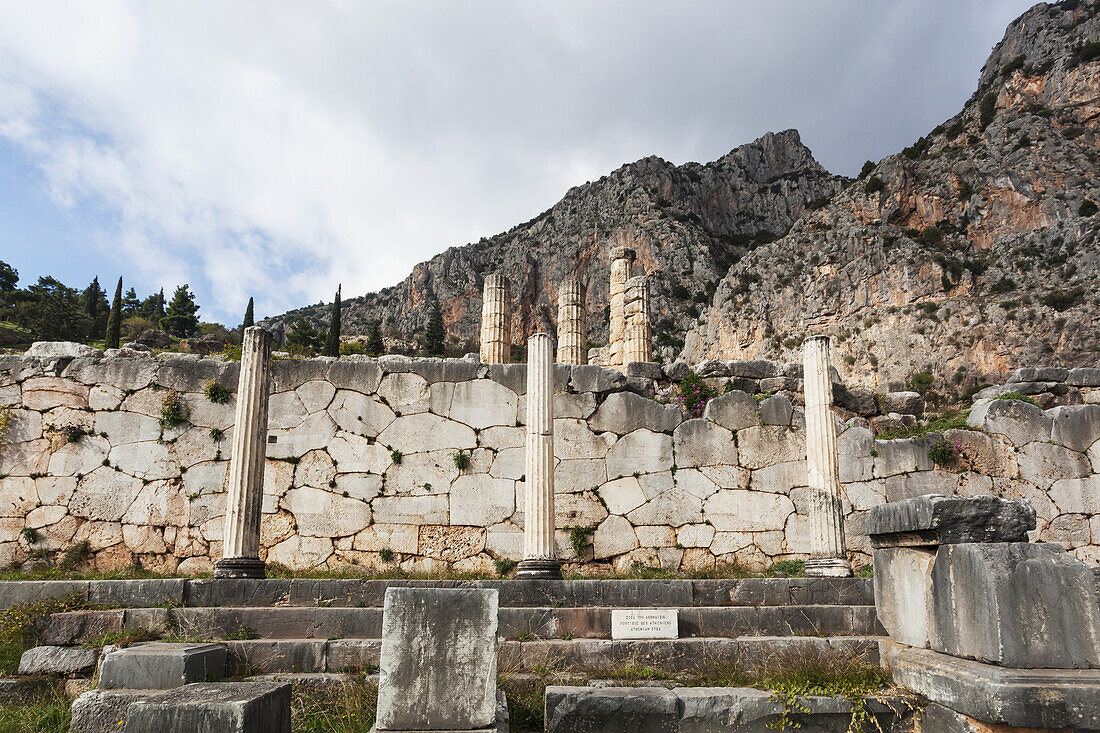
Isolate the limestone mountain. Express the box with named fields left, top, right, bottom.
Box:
left=263, top=130, right=845, bottom=357
left=685, top=0, right=1100, bottom=393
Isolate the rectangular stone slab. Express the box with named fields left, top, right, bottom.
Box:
left=375, top=587, right=498, bottom=731
left=871, top=547, right=935, bottom=648
left=865, top=495, right=1035, bottom=548
left=611, top=609, right=678, bottom=639
left=99, top=643, right=226, bottom=690
left=122, top=681, right=290, bottom=733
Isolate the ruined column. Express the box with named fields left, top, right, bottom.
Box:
left=556, top=279, right=587, bottom=365
left=517, top=333, right=562, bottom=579
left=479, top=274, right=511, bottom=364
left=803, top=335, right=853, bottom=578
left=623, top=275, right=652, bottom=366
left=214, top=326, right=273, bottom=579
left=607, top=245, right=635, bottom=371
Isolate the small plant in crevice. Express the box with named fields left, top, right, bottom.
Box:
left=209, top=428, right=224, bottom=442
left=59, top=424, right=89, bottom=443
left=390, top=449, right=402, bottom=465
left=378, top=548, right=395, bottom=563
left=568, top=525, right=596, bottom=559
left=994, top=391, right=1039, bottom=406
left=494, top=558, right=517, bottom=577
left=674, top=369, right=717, bottom=418
left=203, top=380, right=232, bottom=404
left=19, top=527, right=38, bottom=545
left=158, top=389, right=190, bottom=429
left=452, top=450, right=471, bottom=471
left=928, top=437, right=961, bottom=467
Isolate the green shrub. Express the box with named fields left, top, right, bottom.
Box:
left=203, top=380, right=232, bottom=404
left=1001, top=53, right=1026, bottom=76
left=1041, top=287, right=1085, bottom=311
left=378, top=548, right=395, bottom=563
left=158, top=390, right=190, bottom=429
left=928, top=437, right=961, bottom=466
left=494, top=558, right=517, bottom=577
left=568, top=526, right=595, bottom=559
left=858, top=160, right=875, bottom=179
left=390, top=449, right=402, bottom=465
left=675, top=369, right=717, bottom=418
left=452, top=450, right=470, bottom=471
left=863, top=176, right=884, bottom=195
left=19, top=528, right=38, bottom=545
left=768, top=559, right=805, bottom=577
left=995, top=391, right=1039, bottom=406
left=979, top=91, right=997, bottom=130
left=906, top=371, right=935, bottom=395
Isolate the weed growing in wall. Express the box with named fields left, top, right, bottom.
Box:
left=203, top=380, right=232, bottom=404
left=0, top=406, right=11, bottom=454
left=494, top=558, right=517, bottom=577
left=568, top=526, right=596, bottom=559
left=452, top=450, right=470, bottom=471
left=390, top=449, right=402, bottom=465
left=995, top=391, right=1039, bottom=406
left=158, top=390, right=190, bottom=429
left=928, top=438, right=961, bottom=467
left=675, top=369, right=717, bottom=417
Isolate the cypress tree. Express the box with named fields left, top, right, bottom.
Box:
left=242, top=297, right=255, bottom=329
left=425, top=298, right=445, bottom=357
left=323, top=286, right=341, bottom=357
left=104, top=277, right=123, bottom=349
left=366, top=320, right=384, bottom=356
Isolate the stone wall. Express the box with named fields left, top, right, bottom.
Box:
left=0, top=350, right=1096, bottom=573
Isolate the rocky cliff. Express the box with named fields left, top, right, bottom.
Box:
left=264, top=131, right=845, bottom=358
left=684, top=0, right=1100, bottom=393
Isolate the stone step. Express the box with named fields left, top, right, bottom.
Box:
left=223, top=636, right=882, bottom=676
left=40, top=605, right=882, bottom=645
left=0, top=576, right=873, bottom=610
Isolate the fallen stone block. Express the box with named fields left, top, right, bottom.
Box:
left=878, top=391, right=924, bottom=417
left=872, top=547, right=936, bottom=648
left=930, top=542, right=1100, bottom=669
left=70, top=689, right=155, bottom=733
left=1068, top=367, right=1100, bottom=387
left=865, top=494, right=1035, bottom=548
left=967, top=397, right=1052, bottom=445
left=19, top=645, right=98, bottom=676
left=1008, top=366, right=1069, bottom=384
left=122, top=681, right=290, bottom=733
left=99, top=642, right=227, bottom=690
left=545, top=685, right=678, bottom=732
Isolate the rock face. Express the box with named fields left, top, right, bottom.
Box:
left=263, top=130, right=845, bottom=358
left=685, top=0, right=1100, bottom=390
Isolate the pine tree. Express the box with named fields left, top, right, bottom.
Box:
left=104, top=277, right=123, bottom=349
left=121, top=288, right=140, bottom=317
left=284, top=317, right=319, bottom=356
left=425, top=298, right=445, bottom=357
left=366, top=320, right=384, bottom=356
left=155, top=288, right=166, bottom=320
left=323, top=286, right=341, bottom=357
left=81, top=277, right=107, bottom=327
left=160, top=285, right=200, bottom=338
left=242, top=297, right=255, bottom=329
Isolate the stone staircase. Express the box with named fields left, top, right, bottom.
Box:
left=4, top=577, right=884, bottom=676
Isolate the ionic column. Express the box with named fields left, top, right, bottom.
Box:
left=607, top=245, right=635, bottom=372
left=479, top=274, right=511, bottom=364
left=556, top=280, right=587, bottom=365
left=623, top=275, right=652, bottom=365
left=803, top=335, right=853, bottom=577
left=215, top=326, right=273, bottom=579
left=516, top=333, right=562, bottom=579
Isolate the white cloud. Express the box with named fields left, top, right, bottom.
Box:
left=0, top=0, right=1035, bottom=323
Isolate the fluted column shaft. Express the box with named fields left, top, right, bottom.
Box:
left=479, top=274, right=511, bottom=364
left=517, top=333, right=561, bottom=579
left=623, top=275, right=652, bottom=365
left=215, top=326, right=272, bottom=579
left=556, top=280, right=587, bottom=365
left=803, top=335, right=853, bottom=577
left=607, top=246, right=634, bottom=372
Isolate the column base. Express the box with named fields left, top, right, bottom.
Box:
left=515, top=558, right=562, bottom=580
left=804, top=557, right=853, bottom=578
left=213, top=557, right=266, bottom=579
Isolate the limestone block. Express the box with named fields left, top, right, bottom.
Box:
left=295, top=380, right=336, bottom=413
left=156, top=359, right=237, bottom=394
left=478, top=425, right=525, bottom=451
left=70, top=468, right=144, bottom=522
left=42, top=406, right=94, bottom=434
left=758, top=395, right=794, bottom=426
left=1068, top=367, right=1100, bottom=387
left=872, top=438, right=933, bottom=477
left=434, top=379, right=519, bottom=429
left=384, top=449, right=463, bottom=494
left=569, top=364, right=626, bottom=393
left=122, top=681, right=290, bottom=733
left=266, top=535, right=334, bottom=568
left=634, top=525, right=675, bottom=547
left=47, top=436, right=109, bottom=477
left=487, top=363, right=527, bottom=394
left=265, top=412, right=337, bottom=460
left=283, top=487, right=370, bottom=537
left=606, top=429, right=672, bottom=479
left=0, top=383, right=19, bottom=408
left=98, top=642, right=226, bottom=690
left=704, top=489, right=795, bottom=532
left=592, top=515, right=638, bottom=559
left=333, top=473, right=382, bottom=503
left=597, top=476, right=647, bottom=515
left=488, top=446, right=524, bottom=480
left=119, top=389, right=166, bottom=420
left=450, top=476, right=515, bottom=526
left=884, top=471, right=959, bottom=503
left=702, top=390, right=758, bottom=431
left=376, top=412, right=476, bottom=453
left=677, top=523, right=715, bottom=548
left=372, top=495, right=448, bottom=525
left=589, top=391, right=681, bottom=435
left=122, top=480, right=188, bottom=526
left=554, top=418, right=614, bottom=460
left=263, top=460, right=295, bottom=499
left=1017, top=441, right=1090, bottom=489
left=109, top=441, right=177, bottom=481
left=325, top=433, right=390, bottom=474
left=25, top=505, right=66, bottom=529
left=21, top=376, right=89, bottom=410
left=293, top=449, right=336, bottom=488
left=175, top=427, right=227, bottom=469
left=968, top=398, right=1052, bottom=446
left=0, top=477, right=38, bottom=517
left=180, top=394, right=235, bottom=430
left=749, top=460, right=806, bottom=494
left=674, top=468, right=719, bottom=500
left=1049, top=513, right=1090, bottom=549
left=326, top=389, right=394, bottom=437
left=418, top=525, right=486, bottom=561
left=122, top=525, right=168, bottom=554
left=19, top=645, right=98, bottom=676
left=352, top=523, right=419, bottom=554
left=267, top=392, right=308, bottom=430
left=1049, top=475, right=1100, bottom=515
left=325, top=358, right=383, bottom=394
left=873, top=546, right=936, bottom=648
left=929, top=542, right=1100, bottom=668
left=879, top=391, right=925, bottom=416
left=673, top=419, right=736, bottom=468
left=26, top=341, right=102, bottom=359
left=865, top=495, right=1036, bottom=548
left=35, top=476, right=76, bottom=506
left=377, top=372, right=430, bottom=414
left=638, top=472, right=675, bottom=499
left=554, top=458, right=606, bottom=494
left=627, top=488, right=703, bottom=527
left=70, top=689, right=153, bottom=733
left=0, top=438, right=49, bottom=476
left=554, top=392, right=597, bottom=419
left=736, top=425, right=805, bottom=469
left=837, top=427, right=874, bottom=482
left=843, top=480, right=886, bottom=511
left=946, top=429, right=1018, bottom=478
left=1048, top=403, right=1100, bottom=453
left=5, top=409, right=42, bottom=443
left=485, top=525, right=523, bottom=559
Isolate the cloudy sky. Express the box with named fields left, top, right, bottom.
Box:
left=0, top=0, right=1036, bottom=325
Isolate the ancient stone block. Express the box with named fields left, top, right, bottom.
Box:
left=701, top=390, right=758, bottom=431
left=70, top=689, right=154, bottom=733
left=569, top=365, right=625, bottom=393
left=592, top=515, right=638, bottom=559
left=376, top=588, right=498, bottom=731
left=436, top=379, right=519, bottom=429
left=19, top=645, right=98, bottom=676
left=704, top=489, right=794, bottom=532
left=757, top=394, right=793, bottom=426
left=372, top=495, right=449, bottom=526
left=597, top=477, right=646, bottom=515
left=282, top=488, right=370, bottom=537
left=967, top=398, right=1052, bottom=446
left=627, top=489, right=703, bottom=528
left=1048, top=403, right=1100, bottom=453
left=727, top=360, right=779, bottom=379
left=606, top=429, right=672, bottom=478
left=865, top=495, right=1035, bottom=548
left=545, top=686, right=678, bottom=733
left=1067, top=367, right=1100, bottom=387
left=673, top=419, right=736, bottom=467
left=1008, top=366, right=1069, bottom=384
left=554, top=418, right=614, bottom=460
left=589, top=391, right=681, bottom=435
left=736, top=426, right=805, bottom=469
left=872, top=546, right=935, bottom=648
left=99, top=643, right=226, bottom=690
left=376, top=413, right=477, bottom=453
left=327, top=390, right=395, bottom=437
left=450, top=476, right=515, bottom=527
left=929, top=542, right=1100, bottom=668
left=123, top=681, right=290, bottom=733
left=871, top=438, right=932, bottom=477
left=878, top=391, right=924, bottom=417
left=1017, top=441, right=1090, bottom=489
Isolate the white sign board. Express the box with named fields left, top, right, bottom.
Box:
left=611, top=609, right=678, bottom=639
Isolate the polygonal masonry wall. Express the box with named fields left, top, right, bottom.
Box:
left=0, top=352, right=1097, bottom=574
